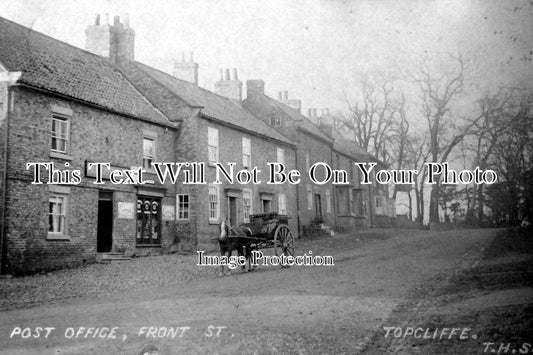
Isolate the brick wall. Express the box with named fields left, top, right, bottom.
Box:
left=295, top=131, right=334, bottom=233
left=194, top=117, right=298, bottom=251
left=4, top=86, right=178, bottom=273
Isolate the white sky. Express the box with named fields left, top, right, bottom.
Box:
left=1, top=0, right=532, bottom=117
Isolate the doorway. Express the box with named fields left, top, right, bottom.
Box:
left=314, top=193, right=322, bottom=218
left=97, top=191, right=113, bottom=253
left=228, top=196, right=238, bottom=227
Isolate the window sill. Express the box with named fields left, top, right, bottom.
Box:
left=47, top=233, right=70, bottom=241
left=50, top=151, right=73, bottom=161
left=135, top=244, right=162, bottom=248
left=208, top=220, right=220, bottom=225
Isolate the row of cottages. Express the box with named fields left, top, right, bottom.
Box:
left=0, top=15, right=392, bottom=274
left=242, top=86, right=394, bottom=232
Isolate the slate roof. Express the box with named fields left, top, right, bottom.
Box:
left=333, top=136, right=371, bottom=160
left=130, top=62, right=294, bottom=145
left=0, top=17, right=171, bottom=126
left=244, top=94, right=333, bottom=143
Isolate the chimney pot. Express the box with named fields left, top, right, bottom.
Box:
left=114, top=15, right=120, bottom=26
left=189, top=51, right=194, bottom=62
left=232, top=68, right=238, bottom=80
left=219, top=69, right=224, bottom=81
left=308, top=108, right=312, bottom=117
left=283, top=91, right=288, bottom=101
left=225, top=69, right=230, bottom=81
left=94, top=14, right=100, bottom=26
left=104, top=13, right=109, bottom=25
left=173, top=53, right=199, bottom=85
left=279, top=92, right=283, bottom=100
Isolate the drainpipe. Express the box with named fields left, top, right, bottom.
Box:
left=368, top=184, right=374, bottom=227
left=0, top=87, right=12, bottom=274
left=0, top=72, right=21, bottom=275
left=294, top=147, right=301, bottom=237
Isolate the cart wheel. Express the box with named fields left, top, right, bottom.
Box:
left=274, top=225, right=295, bottom=267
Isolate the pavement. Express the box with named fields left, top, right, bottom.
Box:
left=0, top=228, right=502, bottom=354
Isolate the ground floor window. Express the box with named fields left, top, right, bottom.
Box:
left=136, top=196, right=161, bottom=245
left=278, top=194, right=286, bottom=215
left=177, top=194, right=190, bottom=220
left=49, top=194, right=67, bottom=236
left=243, top=188, right=252, bottom=223
left=209, top=185, right=219, bottom=222
left=375, top=196, right=385, bottom=215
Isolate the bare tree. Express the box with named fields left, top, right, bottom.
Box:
left=404, top=134, right=430, bottom=225
left=465, top=90, right=515, bottom=223
left=412, top=56, right=477, bottom=224
left=341, top=76, right=400, bottom=165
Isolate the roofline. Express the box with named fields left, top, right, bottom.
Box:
left=296, top=125, right=333, bottom=146
left=0, top=16, right=119, bottom=66
left=253, top=94, right=333, bottom=145
left=198, top=111, right=296, bottom=148
left=132, top=62, right=204, bottom=109
left=13, top=82, right=178, bottom=130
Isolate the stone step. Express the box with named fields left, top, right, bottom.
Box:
left=96, top=253, right=132, bottom=263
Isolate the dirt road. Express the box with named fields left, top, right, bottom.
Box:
left=0, top=229, right=497, bottom=354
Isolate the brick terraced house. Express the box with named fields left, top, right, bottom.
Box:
left=0, top=16, right=180, bottom=274
left=0, top=15, right=297, bottom=273
left=0, top=14, right=393, bottom=274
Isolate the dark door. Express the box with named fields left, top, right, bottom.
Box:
left=228, top=196, right=238, bottom=227
left=314, top=193, right=322, bottom=218
left=136, top=196, right=161, bottom=245
left=97, top=191, right=113, bottom=253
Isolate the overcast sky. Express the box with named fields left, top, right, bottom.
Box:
left=1, top=0, right=532, bottom=117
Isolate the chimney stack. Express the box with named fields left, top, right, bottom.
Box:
left=279, top=90, right=302, bottom=113
left=173, top=51, right=199, bottom=85
left=246, top=80, right=265, bottom=99
left=215, top=67, right=243, bottom=101
left=85, top=13, right=135, bottom=64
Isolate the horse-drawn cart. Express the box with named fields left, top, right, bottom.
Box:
left=239, top=212, right=295, bottom=259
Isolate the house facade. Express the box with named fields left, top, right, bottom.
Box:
left=0, top=16, right=180, bottom=274
left=243, top=83, right=336, bottom=235
left=0, top=16, right=299, bottom=273
left=0, top=14, right=393, bottom=274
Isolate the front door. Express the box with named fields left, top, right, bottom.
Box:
left=136, top=196, right=161, bottom=245
left=228, top=196, right=238, bottom=227
left=314, top=193, right=322, bottom=218
left=97, top=191, right=113, bottom=253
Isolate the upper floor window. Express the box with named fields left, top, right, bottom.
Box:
left=277, top=148, right=285, bottom=165
left=326, top=189, right=331, bottom=213
left=143, top=137, right=155, bottom=169
left=208, top=127, right=219, bottom=164
left=270, top=116, right=281, bottom=126
left=305, top=154, right=310, bottom=171
left=51, top=114, right=69, bottom=154
left=242, top=137, right=251, bottom=169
